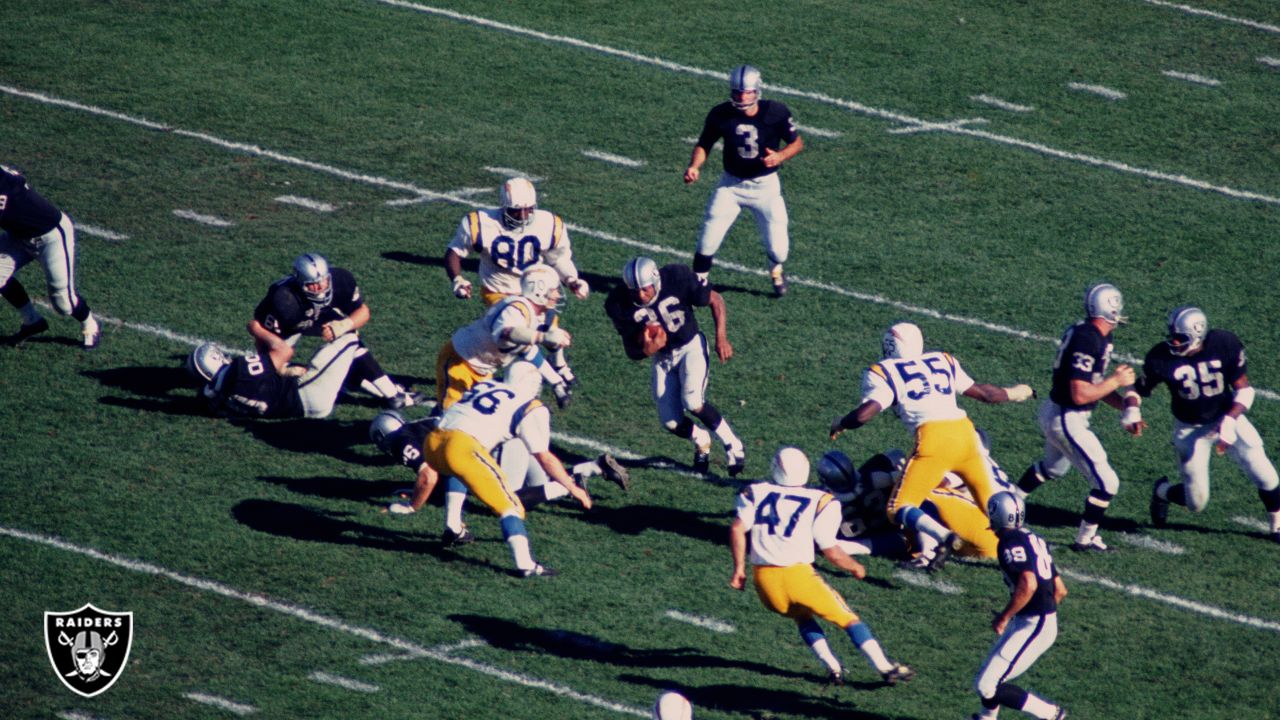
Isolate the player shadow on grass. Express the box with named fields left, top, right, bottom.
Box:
left=448, top=614, right=813, bottom=682
left=1025, top=500, right=1141, bottom=534
left=86, top=364, right=214, bottom=417
left=257, top=474, right=448, bottom=512
left=621, top=675, right=920, bottom=720
left=231, top=498, right=502, bottom=572
left=541, top=502, right=727, bottom=546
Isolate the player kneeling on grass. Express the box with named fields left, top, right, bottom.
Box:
left=729, top=447, right=914, bottom=686
left=973, top=491, right=1068, bottom=720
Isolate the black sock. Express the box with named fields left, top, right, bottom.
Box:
left=690, top=403, right=723, bottom=431
left=70, top=296, right=92, bottom=322
left=668, top=417, right=695, bottom=439
left=1167, top=483, right=1187, bottom=507
left=1017, top=464, right=1047, bottom=494
left=1259, top=486, right=1280, bottom=513
left=994, top=683, right=1029, bottom=711
left=0, top=278, right=32, bottom=309
left=347, top=348, right=386, bottom=385
left=692, top=253, right=714, bottom=274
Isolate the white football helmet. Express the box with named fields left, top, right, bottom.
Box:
left=729, top=64, right=763, bottom=110
left=653, top=691, right=693, bottom=720
left=882, top=322, right=924, bottom=360
left=293, top=253, right=333, bottom=305
left=369, top=410, right=407, bottom=453
left=500, top=177, right=538, bottom=231
left=622, top=256, right=661, bottom=306
left=816, top=450, right=860, bottom=499
left=1085, top=283, right=1126, bottom=325
left=186, top=343, right=230, bottom=383
left=770, top=446, right=811, bottom=487
left=520, top=263, right=562, bottom=309
left=1166, top=305, right=1208, bottom=356
left=987, top=491, right=1025, bottom=531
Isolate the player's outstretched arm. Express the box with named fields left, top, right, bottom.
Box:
left=728, top=519, right=749, bottom=590
left=708, top=291, right=733, bottom=363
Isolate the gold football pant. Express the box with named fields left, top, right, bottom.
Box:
left=425, top=429, right=525, bottom=519
left=434, top=340, right=490, bottom=409
left=752, top=563, right=859, bottom=628
left=888, top=417, right=996, bottom=525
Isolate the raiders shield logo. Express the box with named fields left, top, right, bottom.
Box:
left=44, top=604, right=133, bottom=697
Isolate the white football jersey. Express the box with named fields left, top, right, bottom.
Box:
left=860, top=351, right=976, bottom=432
left=447, top=208, right=577, bottom=295
left=450, top=296, right=545, bottom=375
left=735, top=482, right=841, bottom=567
left=437, top=380, right=551, bottom=453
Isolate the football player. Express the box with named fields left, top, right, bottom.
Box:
left=829, top=321, right=1035, bottom=571
left=186, top=334, right=361, bottom=419
left=973, top=492, right=1068, bottom=720
left=247, top=253, right=426, bottom=409
left=0, top=163, right=100, bottom=348
left=436, top=263, right=571, bottom=409
left=444, top=178, right=588, bottom=399
left=417, top=364, right=591, bottom=577
left=684, top=65, right=804, bottom=297
left=1016, top=283, right=1146, bottom=552
left=729, top=447, right=915, bottom=686
left=1136, top=307, right=1280, bottom=543
left=604, top=256, right=745, bottom=475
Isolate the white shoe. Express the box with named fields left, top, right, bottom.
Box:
left=388, top=502, right=415, bottom=515
left=725, top=441, right=746, bottom=477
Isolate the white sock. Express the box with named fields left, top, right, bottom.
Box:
left=857, top=637, right=894, bottom=674
left=19, top=303, right=42, bottom=324
left=444, top=491, right=467, bottom=533
left=507, top=534, right=534, bottom=570
left=1269, top=510, right=1280, bottom=534
left=907, top=509, right=951, bottom=544
left=917, top=532, right=939, bottom=557
left=1075, top=521, right=1099, bottom=544
left=1020, top=692, right=1058, bottom=719
left=691, top=425, right=712, bottom=451
left=361, top=375, right=400, bottom=399
left=712, top=419, right=740, bottom=448
left=807, top=637, right=841, bottom=675
left=82, top=313, right=98, bottom=334
left=572, top=461, right=600, bottom=479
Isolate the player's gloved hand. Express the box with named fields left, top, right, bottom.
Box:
left=452, top=275, right=472, bottom=299
left=281, top=364, right=309, bottom=378
left=1121, top=405, right=1145, bottom=436
left=1216, top=415, right=1238, bottom=451
left=324, top=317, right=355, bottom=341
left=543, top=326, right=572, bottom=349
left=1004, top=384, right=1035, bottom=402
left=567, top=277, right=590, bottom=300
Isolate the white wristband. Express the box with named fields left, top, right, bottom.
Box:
left=1004, top=384, right=1034, bottom=402
left=1121, top=406, right=1142, bottom=426
left=1234, top=386, right=1255, bottom=412
left=328, top=317, right=355, bottom=338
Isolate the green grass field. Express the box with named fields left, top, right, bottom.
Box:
left=3, top=1, right=1279, bottom=718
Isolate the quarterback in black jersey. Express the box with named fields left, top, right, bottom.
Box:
left=248, top=253, right=425, bottom=410
left=0, top=164, right=100, bottom=348
left=186, top=335, right=362, bottom=420
left=684, top=65, right=804, bottom=297
left=1137, top=307, right=1280, bottom=542
left=605, top=257, right=745, bottom=475
left=1018, top=283, right=1145, bottom=552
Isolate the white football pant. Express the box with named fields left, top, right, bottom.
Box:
left=1035, top=400, right=1122, bottom=496
left=696, top=172, right=789, bottom=265
left=653, top=334, right=710, bottom=429
left=1172, top=416, right=1279, bottom=511
left=297, top=334, right=362, bottom=418
left=974, top=612, right=1058, bottom=700
left=0, top=213, right=81, bottom=315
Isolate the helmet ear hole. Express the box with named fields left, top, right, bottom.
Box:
left=1085, top=283, right=1127, bottom=325
left=621, top=257, right=662, bottom=305
left=986, top=491, right=1025, bottom=530
left=1166, top=306, right=1208, bottom=356
left=293, top=253, right=333, bottom=305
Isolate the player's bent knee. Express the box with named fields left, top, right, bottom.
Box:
left=49, top=291, right=75, bottom=316
left=974, top=673, right=999, bottom=700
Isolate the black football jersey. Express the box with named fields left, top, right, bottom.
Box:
left=206, top=353, right=303, bottom=419
left=252, top=267, right=363, bottom=339
left=835, top=453, right=900, bottom=539
left=696, top=100, right=799, bottom=179
left=388, top=419, right=435, bottom=471
left=1048, top=321, right=1113, bottom=410
left=996, top=528, right=1059, bottom=616
left=1137, top=329, right=1247, bottom=424
left=0, top=165, right=61, bottom=240
left=605, top=264, right=711, bottom=360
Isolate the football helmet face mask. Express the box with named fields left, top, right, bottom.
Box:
left=293, top=253, right=333, bottom=305
left=882, top=322, right=924, bottom=360
left=770, top=446, right=811, bottom=487
left=186, top=343, right=230, bottom=383
left=1166, top=305, right=1208, bottom=356
left=520, top=263, right=563, bottom=309
left=987, top=491, right=1025, bottom=531
left=816, top=450, right=861, bottom=500
left=729, top=64, right=763, bottom=110
left=500, top=177, right=538, bottom=231
left=1085, top=283, right=1127, bottom=325
left=369, top=410, right=406, bottom=454
left=622, top=256, right=661, bottom=307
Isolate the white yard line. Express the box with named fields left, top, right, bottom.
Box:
left=887, top=118, right=988, bottom=135
left=76, top=223, right=130, bottom=241
left=581, top=149, right=646, bottom=168
left=275, top=195, right=337, bottom=212
left=1161, top=70, right=1221, bottom=87
left=1058, top=567, right=1280, bottom=633
left=1259, top=57, right=1280, bottom=68
left=360, top=637, right=487, bottom=665
left=57, top=713, right=107, bottom=720
left=1067, top=82, right=1128, bottom=100
left=892, top=569, right=965, bottom=595
left=970, top=95, right=1034, bottom=113
left=173, top=209, right=235, bottom=227
left=1115, top=533, right=1185, bottom=555
left=183, top=693, right=257, bottom=715
left=0, top=526, right=648, bottom=718
left=484, top=166, right=542, bottom=182
left=385, top=187, right=489, bottom=207
left=308, top=671, right=380, bottom=693
left=364, top=1, right=1280, bottom=206
left=663, top=610, right=735, bottom=633
left=1142, top=0, right=1280, bottom=35
left=1232, top=516, right=1270, bottom=533
left=795, top=123, right=842, bottom=139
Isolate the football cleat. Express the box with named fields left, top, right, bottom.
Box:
left=1070, top=535, right=1112, bottom=553
left=442, top=527, right=475, bottom=547
left=6, top=317, right=49, bottom=346
left=1270, top=531, right=1280, bottom=546
left=1149, top=477, right=1170, bottom=528
left=598, top=453, right=630, bottom=492
left=896, top=554, right=931, bottom=572
left=82, top=328, right=101, bottom=350
left=1053, top=707, right=1068, bottom=720
left=553, top=383, right=572, bottom=409
left=520, top=563, right=558, bottom=578
left=880, top=663, right=915, bottom=685
left=926, top=533, right=963, bottom=573
left=771, top=268, right=789, bottom=298
left=825, top=669, right=844, bottom=686
left=693, top=447, right=711, bottom=474
left=726, top=441, right=746, bottom=477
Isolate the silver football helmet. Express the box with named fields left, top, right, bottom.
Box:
left=520, top=263, right=562, bottom=309
left=1166, top=305, right=1208, bottom=357
left=368, top=410, right=406, bottom=453
left=1085, top=283, right=1126, bottom=325
left=729, top=64, right=763, bottom=110
left=987, top=491, right=1025, bottom=531
left=500, top=177, right=538, bottom=231
left=770, top=446, right=811, bottom=487
left=622, top=256, right=661, bottom=306
left=816, top=449, right=860, bottom=498
left=882, top=322, right=924, bottom=360
left=293, top=253, right=333, bottom=305
left=186, top=343, right=230, bottom=383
